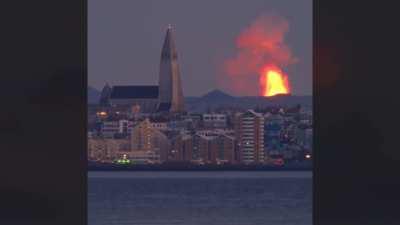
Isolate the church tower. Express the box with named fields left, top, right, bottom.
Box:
left=158, top=25, right=185, bottom=113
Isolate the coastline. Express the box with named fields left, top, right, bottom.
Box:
left=88, top=161, right=312, bottom=172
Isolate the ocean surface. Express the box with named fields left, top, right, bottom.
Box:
left=88, top=171, right=312, bottom=225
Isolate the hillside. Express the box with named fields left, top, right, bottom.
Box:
left=185, top=90, right=312, bottom=112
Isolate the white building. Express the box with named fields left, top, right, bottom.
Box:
left=236, top=110, right=265, bottom=164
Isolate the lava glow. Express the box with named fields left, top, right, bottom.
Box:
left=219, top=13, right=297, bottom=96
left=260, top=66, right=290, bottom=97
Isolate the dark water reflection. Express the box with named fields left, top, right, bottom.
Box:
left=88, top=171, right=312, bottom=225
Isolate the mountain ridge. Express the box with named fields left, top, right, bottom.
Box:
left=88, top=86, right=312, bottom=111
left=185, top=89, right=312, bottom=112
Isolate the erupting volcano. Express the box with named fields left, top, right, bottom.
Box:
left=260, top=65, right=290, bottom=96
left=219, top=13, right=297, bottom=96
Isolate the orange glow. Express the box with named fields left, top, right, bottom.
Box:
left=260, top=65, right=290, bottom=96
left=97, top=111, right=107, bottom=116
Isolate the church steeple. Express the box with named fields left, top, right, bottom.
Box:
left=99, top=83, right=112, bottom=106
left=160, top=25, right=178, bottom=61
left=158, top=25, right=185, bottom=113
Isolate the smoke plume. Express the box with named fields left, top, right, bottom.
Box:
left=218, top=12, right=297, bottom=96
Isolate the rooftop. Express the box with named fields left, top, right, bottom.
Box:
left=110, top=85, right=159, bottom=99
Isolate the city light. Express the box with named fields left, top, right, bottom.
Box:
left=97, top=111, right=107, bottom=116
left=114, top=154, right=131, bottom=165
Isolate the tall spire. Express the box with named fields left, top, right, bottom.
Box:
left=99, top=83, right=112, bottom=106
left=158, top=25, right=185, bottom=113
left=160, top=25, right=178, bottom=61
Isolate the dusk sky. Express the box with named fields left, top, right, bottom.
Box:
left=88, top=0, right=312, bottom=96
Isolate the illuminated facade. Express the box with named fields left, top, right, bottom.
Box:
left=87, top=138, right=130, bottom=162
left=235, top=110, right=265, bottom=164
left=130, top=118, right=169, bottom=159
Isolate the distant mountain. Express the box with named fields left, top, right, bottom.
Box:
left=87, top=86, right=311, bottom=111
left=88, top=86, right=100, bottom=104
left=184, top=89, right=312, bottom=113
left=185, top=89, right=237, bottom=112
left=201, top=89, right=235, bottom=102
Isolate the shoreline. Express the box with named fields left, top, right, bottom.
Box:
left=88, top=161, right=312, bottom=172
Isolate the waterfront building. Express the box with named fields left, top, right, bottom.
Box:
left=191, top=134, right=235, bottom=164
left=130, top=118, right=169, bottom=160
left=235, top=110, right=265, bottom=164
left=192, top=134, right=217, bottom=164
left=168, top=134, right=193, bottom=162
left=214, top=134, right=235, bottom=164
left=88, top=138, right=130, bottom=162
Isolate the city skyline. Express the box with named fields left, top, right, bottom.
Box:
left=88, top=0, right=312, bottom=96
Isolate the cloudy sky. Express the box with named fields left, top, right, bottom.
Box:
left=88, top=0, right=312, bottom=96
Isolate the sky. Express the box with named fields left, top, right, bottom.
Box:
left=88, top=0, right=312, bottom=96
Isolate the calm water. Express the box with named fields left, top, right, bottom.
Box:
left=88, top=171, right=312, bottom=225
